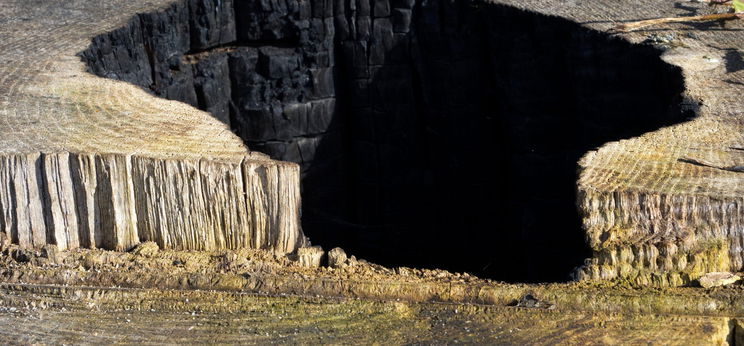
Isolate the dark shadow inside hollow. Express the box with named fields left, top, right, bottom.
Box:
left=80, top=0, right=691, bottom=283
left=302, top=2, right=690, bottom=283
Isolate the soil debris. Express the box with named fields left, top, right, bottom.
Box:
left=130, top=242, right=160, bottom=257
left=514, top=294, right=556, bottom=310
left=328, top=247, right=348, bottom=268
left=699, top=272, right=741, bottom=288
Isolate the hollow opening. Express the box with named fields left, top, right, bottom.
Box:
left=81, top=0, right=690, bottom=282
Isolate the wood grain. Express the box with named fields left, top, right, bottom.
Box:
left=0, top=0, right=305, bottom=253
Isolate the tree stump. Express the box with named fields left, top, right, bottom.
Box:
left=1, top=0, right=743, bottom=287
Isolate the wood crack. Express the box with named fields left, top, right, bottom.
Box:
left=678, top=157, right=744, bottom=173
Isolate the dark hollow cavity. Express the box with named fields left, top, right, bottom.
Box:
left=80, top=0, right=690, bottom=282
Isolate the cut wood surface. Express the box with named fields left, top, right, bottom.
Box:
left=0, top=0, right=305, bottom=253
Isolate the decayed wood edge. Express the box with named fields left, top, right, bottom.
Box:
left=0, top=151, right=306, bottom=253
left=574, top=122, right=744, bottom=287
left=574, top=185, right=742, bottom=286
left=572, top=53, right=744, bottom=286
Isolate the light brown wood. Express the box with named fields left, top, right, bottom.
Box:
left=0, top=1, right=305, bottom=253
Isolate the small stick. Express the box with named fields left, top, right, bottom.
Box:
left=693, top=0, right=732, bottom=4
left=614, top=12, right=741, bottom=32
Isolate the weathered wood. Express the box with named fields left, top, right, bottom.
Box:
left=501, top=0, right=744, bottom=286
left=0, top=0, right=306, bottom=253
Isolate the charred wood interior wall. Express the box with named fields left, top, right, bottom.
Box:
left=81, top=0, right=689, bottom=282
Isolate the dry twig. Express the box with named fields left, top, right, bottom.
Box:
left=614, top=0, right=744, bottom=32
left=614, top=13, right=742, bottom=32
